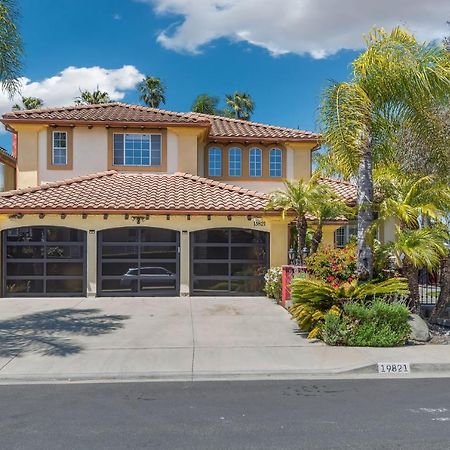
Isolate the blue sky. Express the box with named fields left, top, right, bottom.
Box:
left=0, top=0, right=447, bottom=151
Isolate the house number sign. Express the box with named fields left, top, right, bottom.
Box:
left=253, top=218, right=266, bottom=227
left=377, top=363, right=410, bottom=374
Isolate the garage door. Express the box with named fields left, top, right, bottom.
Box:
left=98, top=227, right=179, bottom=296
left=2, top=226, right=86, bottom=297
left=191, top=228, right=269, bottom=295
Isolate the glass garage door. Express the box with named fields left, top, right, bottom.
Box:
left=98, top=227, right=179, bottom=296
left=2, top=226, right=86, bottom=297
left=191, top=228, right=269, bottom=296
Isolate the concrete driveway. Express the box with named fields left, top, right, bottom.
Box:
left=0, top=296, right=323, bottom=382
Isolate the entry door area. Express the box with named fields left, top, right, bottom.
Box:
left=190, top=228, right=269, bottom=296
left=97, top=227, right=180, bottom=296
left=2, top=226, right=86, bottom=297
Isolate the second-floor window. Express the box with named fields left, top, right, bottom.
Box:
left=208, top=147, right=222, bottom=176
left=249, top=147, right=262, bottom=177
left=52, top=131, right=68, bottom=165
left=113, top=133, right=161, bottom=167
left=269, top=148, right=282, bottom=177
left=228, top=147, right=242, bottom=177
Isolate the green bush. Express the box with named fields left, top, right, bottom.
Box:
left=306, top=244, right=356, bottom=286
left=322, top=300, right=411, bottom=347
left=264, top=267, right=282, bottom=301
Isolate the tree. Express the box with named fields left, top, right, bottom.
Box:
left=191, top=94, right=220, bottom=115
left=320, top=27, right=450, bottom=281
left=224, top=91, right=254, bottom=120
left=0, top=0, right=23, bottom=97
left=74, top=87, right=111, bottom=105
left=138, top=76, right=166, bottom=108
left=373, top=170, right=450, bottom=312
left=267, top=179, right=334, bottom=264
left=12, top=96, right=43, bottom=110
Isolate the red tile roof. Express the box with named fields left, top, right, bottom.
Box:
left=0, top=147, right=16, bottom=168
left=2, top=103, right=319, bottom=142
left=0, top=171, right=269, bottom=215
left=319, top=177, right=357, bottom=206
left=0, top=171, right=356, bottom=216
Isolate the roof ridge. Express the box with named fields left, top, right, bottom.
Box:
left=320, top=177, right=355, bottom=186
left=174, top=172, right=268, bottom=199
left=186, top=111, right=317, bottom=135
left=5, top=102, right=125, bottom=116
left=0, top=170, right=117, bottom=197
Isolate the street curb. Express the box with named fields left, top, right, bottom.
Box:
left=1, top=363, right=450, bottom=385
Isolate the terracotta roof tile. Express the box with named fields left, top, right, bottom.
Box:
left=0, top=171, right=356, bottom=216
left=2, top=102, right=319, bottom=142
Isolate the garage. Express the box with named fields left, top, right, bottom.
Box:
left=190, top=228, right=269, bottom=296
left=97, top=227, right=180, bottom=296
left=2, top=226, right=86, bottom=297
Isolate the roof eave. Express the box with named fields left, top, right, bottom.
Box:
left=208, top=135, right=320, bottom=143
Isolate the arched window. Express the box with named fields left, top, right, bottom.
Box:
left=269, top=148, right=282, bottom=177
left=249, top=147, right=262, bottom=177
left=208, top=147, right=222, bottom=176
left=228, top=147, right=242, bottom=177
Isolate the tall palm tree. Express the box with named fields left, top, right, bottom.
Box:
left=74, top=87, right=111, bottom=105
left=191, top=94, right=220, bottom=115
left=12, top=96, right=44, bottom=110
left=373, top=170, right=450, bottom=312
left=224, top=92, right=254, bottom=120
left=267, top=179, right=334, bottom=264
left=320, top=27, right=450, bottom=280
left=138, top=76, right=166, bottom=108
left=0, top=0, right=23, bottom=97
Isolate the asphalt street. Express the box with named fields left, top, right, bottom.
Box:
left=0, top=378, right=449, bottom=450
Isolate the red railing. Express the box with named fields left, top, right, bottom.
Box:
left=281, top=265, right=307, bottom=308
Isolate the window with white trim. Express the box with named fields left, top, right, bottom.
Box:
left=208, top=147, right=222, bottom=176
left=52, top=131, right=68, bottom=165
left=249, top=147, right=262, bottom=177
left=113, top=133, right=161, bottom=166
left=228, top=147, right=242, bottom=177
left=335, top=223, right=357, bottom=248
left=269, top=148, right=282, bottom=177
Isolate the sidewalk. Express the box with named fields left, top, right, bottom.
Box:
left=0, top=296, right=449, bottom=384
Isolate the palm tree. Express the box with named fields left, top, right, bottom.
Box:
left=138, top=76, right=166, bottom=108
left=224, top=92, right=254, bottom=120
left=74, top=87, right=111, bottom=105
left=267, top=179, right=333, bottom=264
left=191, top=94, right=220, bottom=115
left=373, top=170, right=450, bottom=312
left=12, top=96, right=44, bottom=110
left=310, top=196, right=352, bottom=254
left=0, top=0, right=23, bottom=97
left=320, top=27, right=450, bottom=281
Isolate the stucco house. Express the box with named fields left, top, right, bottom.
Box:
left=0, top=103, right=356, bottom=298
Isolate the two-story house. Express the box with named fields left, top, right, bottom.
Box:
left=0, top=103, right=355, bottom=298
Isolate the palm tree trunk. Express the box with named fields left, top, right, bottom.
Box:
left=429, top=254, right=450, bottom=324
left=356, top=143, right=374, bottom=280
left=310, top=221, right=323, bottom=254
left=296, top=215, right=308, bottom=265
left=403, top=259, right=421, bottom=314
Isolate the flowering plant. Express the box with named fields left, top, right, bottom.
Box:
left=264, top=266, right=282, bottom=301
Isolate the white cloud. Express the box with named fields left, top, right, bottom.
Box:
left=142, top=0, right=450, bottom=57
left=0, top=65, right=144, bottom=131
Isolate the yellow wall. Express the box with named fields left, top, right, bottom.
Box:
left=0, top=213, right=288, bottom=297
left=2, top=164, right=16, bottom=191
left=321, top=224, right=340, bottom=248
left=168, top=127, right=204, bottom=175
left=15, top=125, right=42, bottom=188
left=289, top=142, right=315, bottom=181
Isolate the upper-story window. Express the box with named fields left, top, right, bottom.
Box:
left=52, top=131, right=68, bottom=165
left=269, top=148, right=282, bottom=177
left=249, top=147, right=262, bottom=177
left=113, top=133, right=161, bottom=166
left=208, top=147, right=222, bottom=176
left=228, top=147, right=242, bottom=177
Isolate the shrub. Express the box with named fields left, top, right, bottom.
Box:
left=290, top=277, right=409, bottom=339
left=264, top=267, right=282, bottom=301
left=306, top=244, right=356, bottom=286
left=322, top=300, right=411, bottom=347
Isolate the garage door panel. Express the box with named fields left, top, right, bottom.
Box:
left=191, top=228, right=269, bottom=296
left=97, top=227, right=180, bottom=297
left=2, top=226, right=87, bottom=297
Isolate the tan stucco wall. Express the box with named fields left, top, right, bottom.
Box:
left=15, top=125, right=42, bottom=188
left=0, top=213, right=288, bottom=297
left=321, top=224, right=340, bottom=248
left=1, top=164, right=16, bottom=191
left=288, top=142, right=315, bottom=181
left=168, top=127, right=204, bottom=175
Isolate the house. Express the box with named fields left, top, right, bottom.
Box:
left=0, top=103, right=356, bottom=298
left=0, top=147, right=16, bottom=192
